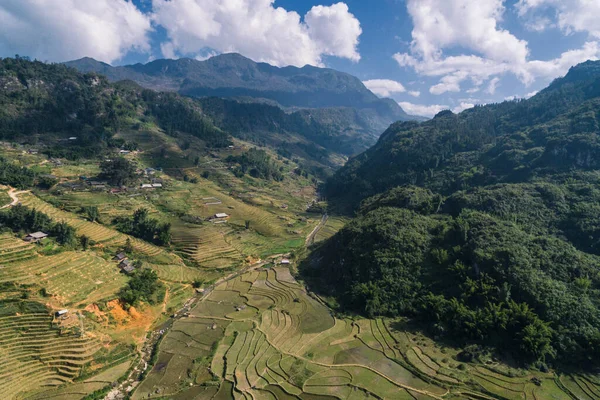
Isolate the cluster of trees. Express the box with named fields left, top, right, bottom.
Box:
left=0, top=157, right=36, bottom=189
left=113, top=208, right=171, bottom=246
left=118, top=268, right=164, bottom=307
left=0, top=205, right=76, bottom=245
left=227, top=148, right=284, bottom=181
left=307, top=60, right=600, bottom=370
left=100, top=158, right=137, bottom=186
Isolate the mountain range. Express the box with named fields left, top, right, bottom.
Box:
left=65, top=54, right=422, bottom=145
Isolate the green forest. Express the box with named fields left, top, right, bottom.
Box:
left=304, top=60, right=600, bottom=370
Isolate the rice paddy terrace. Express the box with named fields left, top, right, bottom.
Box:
left=133, top=266, right=600, bottom=400
left=0, top=311, right=101, bottom=399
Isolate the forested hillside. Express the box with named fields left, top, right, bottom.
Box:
left=304, top=60, right=600, bottom=370
left=0, top=57, right=351, bottom=174
left=0, top=57, right=230, bottom=158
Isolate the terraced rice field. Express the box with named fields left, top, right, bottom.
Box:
left=171, top=223, right=243, bottom=269
left=136, top=267, right=598, bottom=400
left=313, top=216, right=349, bottom=244
left=18, top=192, right=183, bottom=265
left=0, top=246, right=128, bottom=306
left=0, top=312, right=101, bottom=399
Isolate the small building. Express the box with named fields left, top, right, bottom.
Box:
left=28, top=149, right=39, bottom=155
left=119, top=259, right=135, bottom=274
left=68, top=136, right=78, bottom=141
left=24, top=232, right=48, bottom=242
left=214, top=213, right=229, bottom=219
left=141, top=183, right=153, bottom=189
left=144, top=168, right=156, bottom=175
left=55, top=309, right=68, bottom=317
left=122, top=265, right=135, bottom=274
left=151, top=183, right=163, bottom=188
left=280, top=259, right=291, bottom=265
left=113, top=252, right=127, bottom=262
left=119, top=150, right=130, bottom=155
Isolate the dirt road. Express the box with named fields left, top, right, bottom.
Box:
left=0, top=187, right=28, bottom=210
left=306, top=213, right=328, bottom=246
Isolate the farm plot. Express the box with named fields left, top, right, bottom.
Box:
left=18, top=192, right=183, bottom=265
left=137, top=264, right=590, bottom=400
left=171, top=223, right=243, bottom=269
left=0, top=312, right=101, bottom=399
left=0, top=248, right=127, bottom=306
left=136, top=267, right=449, bottom=400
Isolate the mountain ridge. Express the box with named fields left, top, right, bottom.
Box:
left=64, top=53, right=424, bottom=138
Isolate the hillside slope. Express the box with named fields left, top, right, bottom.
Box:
left=65, top=54, right=421, bottom=144
left=304, top=60, right=600, bottom=370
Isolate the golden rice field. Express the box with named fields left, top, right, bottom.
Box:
left=18, top=192, right=183, bottom=265
left=0, top=312, right=101, bottom=399
left=133, top=266, right=596, bottom=400
left=0, top=239, right=128, bottom=306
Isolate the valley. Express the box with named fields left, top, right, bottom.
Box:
left=1, top=55, right=600, bottom=400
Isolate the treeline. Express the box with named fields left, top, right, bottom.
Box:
left=113, top=208, right=171, bottom=246
left=0, top=205, right=76, bottom=245
left=227, top=148, right=284, bottom=181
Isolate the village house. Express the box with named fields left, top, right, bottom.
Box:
left=141, top=183, right=153, bottom=189
left=113, top=252, right=127, bottom=262
left=55, top=309, right=68, bottom=317
left=280, top=259, right=291, bottom=265
left=24, top=232, right=48, bottom=242
left=119, top=149, right=130, bottom=155
left=119, top=259, right=135, bottom=274
left=151, top=183, right=163, bottom=188
left=214, top=213, right=229, bottom=219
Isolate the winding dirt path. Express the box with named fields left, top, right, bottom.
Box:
left=0, top=187, right=29, bottom=209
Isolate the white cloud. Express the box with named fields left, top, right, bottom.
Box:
left=0, top=0, right=151, bottom=63
left=408, top=90, right=421, bottom=97
left=406, top=0, right=529, bottom=63
left=394, top=0, right=600, bottom=94
left=363, top=79, right=406, bottom=97
left=525, top=90, right=538, bottom=98
left=452, top=102, right=475, bottom=113
left=523, top=16, right=554, bottom=32
left=398, top=101, right=448, bottom=118
left=486, top=77, right=500, bottom=94
left=517, top=0, right=600, bottom=38
left=151, top=0, right=362, bottom=67
left=305, top=3, right=362, bottom=62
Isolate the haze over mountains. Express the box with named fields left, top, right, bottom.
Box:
left=65, top=53, right=422, bottom=143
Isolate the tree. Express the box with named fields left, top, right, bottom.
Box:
left=51, top=222, right=76, bottom=245
left=80, top=235, right=90, bottom=250
left=100, top=158, right=136, bottom=186
left=82, top=206, right=99, bottom=222
left=124, top=238, right=133, bottom=253
left=245, top=220, right=251, bottom=230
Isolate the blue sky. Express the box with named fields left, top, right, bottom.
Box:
left=1, top=0, right=599, bottom=117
